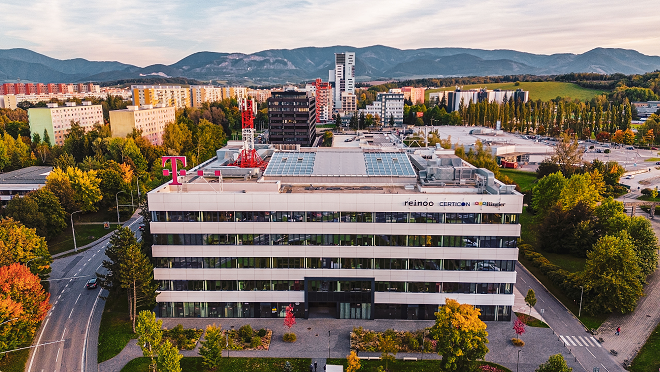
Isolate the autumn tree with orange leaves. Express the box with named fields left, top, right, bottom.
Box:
left=0, top=263, right=51, bottom=355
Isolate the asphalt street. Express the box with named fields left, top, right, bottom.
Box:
left=516, top=263, right=625, bottom=372
left=26, top=215, right=143, bottom=372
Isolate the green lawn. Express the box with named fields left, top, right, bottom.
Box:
left=98, top=290, right=135, bottom=363
left=120, top=357, right=312, bottom=372
left=328, top=359, right=511, bottom=372
left=630, top=320, right=660, bottom=372
left=644, top=157, right=660, bottom=162
left=48, top=223, right=120, bottom=255
left=0, top=349, right=29, bottom=372
left=519, top=207, right=536, bottom=246
left=499, top=169, right=537, bottom=192
left=426, top=81, right=606, bottom=102
left=540, top=252, right=586, bottom=273
left=514, top=312, right=550, bottom=328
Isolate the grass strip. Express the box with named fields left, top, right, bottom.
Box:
left=120, top=357, right=311, bottom=372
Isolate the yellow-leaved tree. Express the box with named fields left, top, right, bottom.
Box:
left=46, top=167, right=102, bottom=212
left=429, top=299, right=489, bottom=372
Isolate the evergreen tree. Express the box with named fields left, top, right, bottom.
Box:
left=158, top=340, right=183, bottom=372
left=119, top=243, right=158, bottom=332
left=199, top=324, right=224, bottom=370
left=334, top=113, right=342, bottom=127
left=136, top=310, right=163, bottom=372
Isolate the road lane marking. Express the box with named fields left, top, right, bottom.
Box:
left=68, top=308, right=74, bottom=319
left=27, top=317, right=49, bottom=372
left=81, top=290, right=103, bottom=372
left=601, top=363, right=610, bottom=372
left=87, top=257, right=92, bottom=261
left=96, top=264, right=102, bottom=271
left=559, top=335, right=571, bottom=346
left=75, top=294, right=81, bottom=304
left=591, top=336, right=602, bottom=347
left=572, top=336, right=583, bottom=346
left=55, top=346, right=61, bottom=365
left=61, top=328, right=66, bottom=339
left=586, top=347, right=596, bottom=358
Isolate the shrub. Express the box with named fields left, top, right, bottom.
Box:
left=423, top=340, right=434, bottom=352
left=239, top=324, right=253, bottom=340
left=383, top=329, right=396, bottom=339
left=283, top=332, right=297, bottom=343
left=250, top=336, right=262, bottom=348
left=363, top=331, right=375, bottom=343
left=244, top=335, right=252, bottom=344
left=408, top=338, right=420, bottom=351
left=402, top=331, right=414, bottom=346
left=511, top=338, right=525, bottom=347
left=353, top=326, right=364, bottom=337
left=642, top=188, right=652, bottom=196
left=257, top=328, right=267, bottom=337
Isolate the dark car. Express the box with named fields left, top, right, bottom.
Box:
left=656, top=162, right=660, bottom=165
left=86, top=278, right=98, bottom=289
left=138, top=224, right=145, bottom=231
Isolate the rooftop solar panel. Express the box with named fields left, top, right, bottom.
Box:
left=364, top=152, right=415, bottom=176
left=264, top=152, right=316, bottom=176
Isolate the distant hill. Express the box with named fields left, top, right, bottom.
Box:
left=1, top=46, right=660, bottom=85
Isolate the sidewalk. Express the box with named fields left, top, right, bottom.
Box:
left=596, top=216, right=660, bottom=365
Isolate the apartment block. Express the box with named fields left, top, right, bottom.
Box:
left=329, top=52, right=355, bottom=110
left=109, top=105, right=175, bottom=146
left=360, top=90, right=404, bottom=126
left=28, top=102, right=104, bottom=146
left=401, top=87, right=426, bottom=105
left=132, top=85, right=191, bottom=109
left=305, top=79, right=333, bottom=123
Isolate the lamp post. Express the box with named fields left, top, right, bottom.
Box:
left=517, top=349, right=522, bottom=372
left=328, top=330, right=331, bottom=358
left=70, top=210, right=82, bottom=251
left=579, top=286, right=584, bottom=318
left=115, top=191, right=126, bottom=224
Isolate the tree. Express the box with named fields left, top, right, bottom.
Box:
left=346, top=350, right=361, bottom=372
left=3, top=196, right=45, bottom=236
left=65, top=167, right=103, bottom=212
left=136, top=310, right=163, bottom=372
left=283, top=361, right=293, bottom=372
left=284, top=304, right=296, bottom=330
left=194, top=120, right=227, bottom=165
left=525, top=289, right=537, bottom=315
left=45, top=171, right=79, bottom=213
left=158, top=340, right=183, bottom=372
left=536, top=354, right=572, bottom=372
left=531, top=172, right=567, bottom=220
left=119, top=243, right=158, bottom=332
left=100, top=227, right=139, bottom=291
left=558, top=173, right=601, bottom=211
left=429, top=299, right=489, bottom=372
left=0, top=263, right=51, bottom=354
left=199, top=324, right=224, bottom=370
left=163, top=121, right=193, bottom=155
left=513, top=318, right=526, bottom=339
left=378, top=333, right=398, bottom=370
left=580, top=233, right=644, bottom=315
left=627, top=216, right=659, bottom=279
left=29, top=188, right=68, bottom=239
left=550, top=132, right=583, bottom=175
left=335, top=113, right=342, bottom=127
left=0, top=218, right=52, bottom=279
left=389, top=114, right=395, bottom=126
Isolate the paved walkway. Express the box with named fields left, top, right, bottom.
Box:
left=596, top=215, right=660, bottom=366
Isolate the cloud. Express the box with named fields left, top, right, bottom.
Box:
left=0, top=0, right=658, bottom=65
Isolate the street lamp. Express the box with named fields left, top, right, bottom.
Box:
left=579, top=286, right=584, bottom=317
left=70, top=210, right=83, bottom=251
left=115, top=191, right=126, bottom=224
left=517, top=349, right=522, bottom=372
left=328, top=330, right=331, bottom=358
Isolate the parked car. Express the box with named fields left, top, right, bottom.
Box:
left=86, top=278, right=98, bottom=289
left=655, top=162, right=660, bottom=165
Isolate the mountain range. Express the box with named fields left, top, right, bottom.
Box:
left=1, top=46, right=660, bottom=85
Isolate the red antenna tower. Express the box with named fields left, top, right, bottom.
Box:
left=230, top=98, right=267, bottom=169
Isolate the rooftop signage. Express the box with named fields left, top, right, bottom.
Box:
left=162, top=156, right=187, bottom=185
left=404, top=199, right=505, bottom=208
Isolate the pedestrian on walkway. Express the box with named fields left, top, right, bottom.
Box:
left=616, top=326, right=621, bottom=336
left=310, top=364, right=314, bottom=372
left=314, top=362, right=318, bottom=372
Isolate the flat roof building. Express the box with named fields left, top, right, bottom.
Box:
left=132, top=85, right=191, bottom=109
left=268, top=90, right=316, bottom=147
left=28, top=102, right=104, bottom=146
left=0, top=166, right=52, bottom=204
left=148, top=145, right=521, bottom=321
left=109, top=104, right=175, bottom=145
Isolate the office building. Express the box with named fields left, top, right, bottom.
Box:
left=268, top=90, right=316, bottom=147
left=361, top=90, right=404, bottom=126
left=329, top=52, right=355, bottom=110
left=306, top=79, right=333, bottom=123
left=149, top=146, right=521, bottom=321
left=132, top=85, right=191, bottom=109
left=430, top=88, right=529, bottom=113
left=109, top=105, right=175, bottom=146
left=28, top=102, right=104, bottom=146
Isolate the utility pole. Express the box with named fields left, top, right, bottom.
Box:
left=70, top=210, right=82, bottom=251
left=579, top=286, right=584, bottom=317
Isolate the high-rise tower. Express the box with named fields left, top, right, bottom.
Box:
left=329, top=52, right=355, bottom=109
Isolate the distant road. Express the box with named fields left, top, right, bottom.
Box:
left=26, top=215, right=143, bottom=372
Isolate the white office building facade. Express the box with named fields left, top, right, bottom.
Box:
left=148, top=148, right=521, bottom=321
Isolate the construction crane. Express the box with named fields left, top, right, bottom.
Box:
left=230, top=98, right=267, bottom=169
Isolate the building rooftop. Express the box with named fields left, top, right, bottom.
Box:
left=0, top=166, right=53, bottom=184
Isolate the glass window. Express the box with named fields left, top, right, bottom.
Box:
left=503, top=214, right=519, bottom=224
left=482, top=213, right=502, bottom=224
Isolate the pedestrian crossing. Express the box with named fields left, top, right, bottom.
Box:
left=559, top=335, right=602, bottom=348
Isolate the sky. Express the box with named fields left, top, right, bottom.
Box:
left=1, top=0, right=659, bottom=67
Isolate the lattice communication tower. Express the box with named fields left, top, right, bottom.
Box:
left=230, top=98, right=267, bottom=169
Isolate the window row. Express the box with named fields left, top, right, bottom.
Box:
left=152, top=211, right=519, bottom=225
left=157, top=280, right=513, bottom=294
left=153, top=234, right=518, bottom=248
left=155, top=257, right=516, bottom=272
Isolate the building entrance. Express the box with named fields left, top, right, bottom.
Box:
left=304, top=277, right=375, bottom=319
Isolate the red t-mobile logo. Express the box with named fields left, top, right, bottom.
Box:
left=162, top=156, right=187, bottom=185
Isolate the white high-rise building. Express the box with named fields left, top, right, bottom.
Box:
left=329, top=52, right=356, bottom=109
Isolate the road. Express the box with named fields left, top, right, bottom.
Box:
left=26, top=214, right=143, bottom=372
left=516, top=263, right=625, bottom=372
